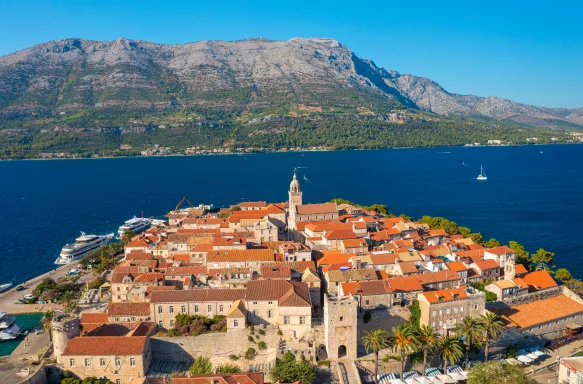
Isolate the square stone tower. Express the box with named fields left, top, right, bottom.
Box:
left=324, top=294, right=358, bottom=360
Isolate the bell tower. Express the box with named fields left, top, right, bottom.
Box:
left=288, top=168, right=303, bottom=232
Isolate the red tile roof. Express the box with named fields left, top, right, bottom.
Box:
left=81, top=313, right=109, bottom=324
left=134, top=272, right=165, bottom=283
left=522, top=270, right=558, bottom=290
left=386, top=276, right=424, bottom=292
left=150, top=288, right=246, bottom=303
left=207, top=249, right=275, bottom=262
left=108, top=302, right=151, bottom=317
left=446, top=261, right=468, bottom=272
left=296, top=202, right=337, bottom=215
left=369, top=253, right=400, bottom=265
left=486, top=246, right=515, bottom=255
left=246, top=280, right=310, bottom=307
left=324, top=230, right=358, bottom=240
left=172, top=373, right=264, bottom=384
left=62, top=336, right=148, bottom=356
left=261, top=266, right=292, bottom=279
left=341, top=238, right=368, bottom=248
left=317, top=253, right=354, bottom=265
left=166, top=266, right=207, bottom=275
left=515, top=264, right=528, bottom=275
left=420, top=286, right=470, bottom=304
left=474, top=259, right=500, bottom=271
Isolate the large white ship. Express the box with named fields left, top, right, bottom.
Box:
left=117, top=217, right=152, bottom=239
left=54, top=232, right=113, bottom=265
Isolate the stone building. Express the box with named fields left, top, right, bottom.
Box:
left=324, top=294, right=358, bottom=360
left=60, top=322, right=156, bottom=384
left=418, top=286, right=486, bottom=335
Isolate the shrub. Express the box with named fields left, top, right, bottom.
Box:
left=258, top=341, right=267, bottom=350
left=257, top=329, right=265, bottom=335
left=270, top=351, right=317, bottom=384
left=87, top=277, right=105, bottom=290
left=215, top=364, right=242, bottom=374
left=62, top=370, right=74, bottom=378
left=277, top=329, right=283, bottom=336
left=245, top=347, right=257, bottom=360
left=167, top=328, right=177, bottom=337
left=229, top=354, right=239, bottom=361
left=485, top=290, right=498, bottom=303
left=249, top=325, right=255, bottom=334
left=248, top=335, right=255, bottom=342
left=317, top=360, right=331, bottom=367
left=189, top=357, right=213, bottom=375
left=61, top=379, right=80, bottom=384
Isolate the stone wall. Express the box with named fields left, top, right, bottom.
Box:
left=151, top=326, right=278, bottom=372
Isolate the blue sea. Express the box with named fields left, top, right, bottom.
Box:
left=1, top=144, right=582, bottom=283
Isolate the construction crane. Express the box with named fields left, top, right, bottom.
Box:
left=172, top=196, right=194, bottom=213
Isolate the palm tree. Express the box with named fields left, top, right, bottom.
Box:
left=479, top=311, right=504, bottom=361
left=391, top=323, right=416, bottom=379
left=362, top=328, right=389, bottom=383
left=416, top=325, right=439, bottom=376
left=438, top=336, right=464, bottom=373
left=454, top=316, right=484, bottom=369
left=42, top=310, right=57, bottom=342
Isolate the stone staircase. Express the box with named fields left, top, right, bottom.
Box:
left=338, top=361, right=361, bottom=384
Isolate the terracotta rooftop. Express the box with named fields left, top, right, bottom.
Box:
left=522, top=270, right=558, bottom=290
left=341, top=238, right=368, bottom=248
left=446, top=261, right=468, bottom=272
left=317, top=253, right=354, bottom=266
left=108, top=302, right=151, bottom=317
left=81, top=312, right=108, bottom=324
left=515, top=264, right=528, bottom=275
left=166, top=266, right=207, bottom=275
left=296, top=202, right=337, bottom=215
left=474, top=259, right=500, bottom=271
left=326, top=268, right=379, bottom=283
left=62, top=336, right=148, bottom=356
left=494, top=294, right=583, bottom=329
left=134, top=272, right=165, bottom=283
left=486, top=246, right=515, bottom=255
left=172, top=372, right=264, bottom=384
left=420, top=286, right=471, bottom=304
left=261, top=266, right=292, bottom=279
left=369, top=253, right=400, bottom=265
left=150, top=288, right=246, bottom=303
left=207, top=249, right=275, bottom=262
left=396, top=261, right=418, bottom=274
left=386, top=276, right=424, bottom=292
left=246, top=280, right=311, bottom=307
left=341, top=280, right=390, bottom=295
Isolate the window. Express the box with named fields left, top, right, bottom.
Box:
left=195, top=305, right=199, bottom=313
left=233, top=319, right=239, bottom=328
left=268, top=301, right=273, bottom=305
left=208, top=305, right=212, bottom=312
left=340, top=316, right=343, bottom=322
left=115, top=358, right=121, bottom=367
left=454, top=307, right=458, bottom=314
left=284, top=316, right=290, bottom=325
left=268, top=310, right=273, bottom=318
left=169, top=306, right=174, bottom=314
left=69, top=359, right=75, bottom=367
left=85, top=358, right=91, bottom=367
left=460, top=307, right=464, bottom=313
left=446, top=308, right=451, bottom=314
left=432, top=311, right=436, bottom=317
left=365, top=299, right=370, bottom=305
left=253, top=301, right=258, bottom=305
left=219, top=305, right=224, bottom=312
left=474, top=305, right=478, bottom=310
left=170, top=320, right=174, bottom=327
left=100, top=358, right=106, bottom=367
left=158, top=306, right=162, bottom=314
left=115, top=317, right=119, bottom=322
left=158, top=320, right=163, bottom=327
left=300, top=316, right=306, bottom=325
left=130, top=358, right=136, bottom=366
left=181, top=305, right=186, bottom=313
left=116, top=380, right=121, bottom=384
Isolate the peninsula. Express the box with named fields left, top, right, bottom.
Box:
left=2, top=169, right=583, bottom=384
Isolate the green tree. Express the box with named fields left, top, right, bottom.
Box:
left=416, top=325, right=439, bottom=377
left=555, top=268, right=573, bottom=282
left=478, top=311, right=504, bottom=361
left=121, top=230, right=135, bottom=245
left=454, top=316, right=483, bottom=369
left=468, top=232, right=484, bottom=245
left=509, top=241, right=530, bottom=267
left=189, top=357, right=213, bottom=375
left=408, top=300, right=421, bottom=331
left=215, top=364, right=242, bottom=374
left=33, top=277, right=57, bottom=297
left=438, top=336, right=464, bottom=373
left=42, top=310, right=57, bottom=342
left=483, top=238, right=501, bottom=248
left=391, top=323, right=416, bottom=379
left=531, top=248, right=554, bottom=267
left=399, top=214, right=413, bottom=222
left=244, top=347, right=256, bottom=360
left=269, top=351, right=317, bottom=384
left=61, top=379, right=80, bottom=384
left=459, top=226, right=472, bottom=237
left=467, top=361, right=536, bottom=384
left=362, top=328, right=389, bottom=382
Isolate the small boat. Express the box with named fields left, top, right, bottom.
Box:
left=0, top=312, right=16, bottom=329
left=0, top=282, right=12, bottom=293
left=0, top=323, right=22, bottom=340
left=477, top=165, right=487, bottom=181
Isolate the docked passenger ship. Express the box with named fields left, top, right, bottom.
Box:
left=117, top=217, right=152, bottom=239
left=54, top=232, right=113, bottom=265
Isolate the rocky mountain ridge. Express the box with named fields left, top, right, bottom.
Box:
left=0, top=37, right=581, bottom=129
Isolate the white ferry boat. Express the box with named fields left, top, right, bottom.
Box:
left=0, top=323, right=21, bottom=340
left=0, top=312, right=15, bottom=329
left=54, top=232, right=113, bottom=265
left=117, top=217, right=152, bottom=239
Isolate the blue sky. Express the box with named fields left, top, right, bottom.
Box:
left=0, top=0, right=581, bottom=108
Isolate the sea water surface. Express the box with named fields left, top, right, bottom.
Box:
left=1, top=144, right=582, bottom=283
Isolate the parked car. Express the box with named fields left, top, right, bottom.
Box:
left=13, top=299, right=23, bottom=304
left=23, top=294, right=34, bottom=300
left=15, top=285, right=25, bottom=291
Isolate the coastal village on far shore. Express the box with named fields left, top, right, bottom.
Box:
left=3, top=169, right=583, bottom=384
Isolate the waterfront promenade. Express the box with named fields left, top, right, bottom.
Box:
left=0, top=259, right=88, bottom=314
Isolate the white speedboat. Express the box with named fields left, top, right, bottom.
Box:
left=0, top=312, right=15, bottom=329
left=0, top=323, right=21, bottom=340
left=55, top=232, right=113, bottom=265
left=0, top=282, right=11, bottom=293
left=117, top=217, right=151, bottom=238
left=477, top=165, right=488, bottom=180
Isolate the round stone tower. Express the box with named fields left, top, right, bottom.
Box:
left=52, top=316, right=81, bottom=364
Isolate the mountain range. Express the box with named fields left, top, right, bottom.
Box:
left=1, top=37, right=581, bottom=128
